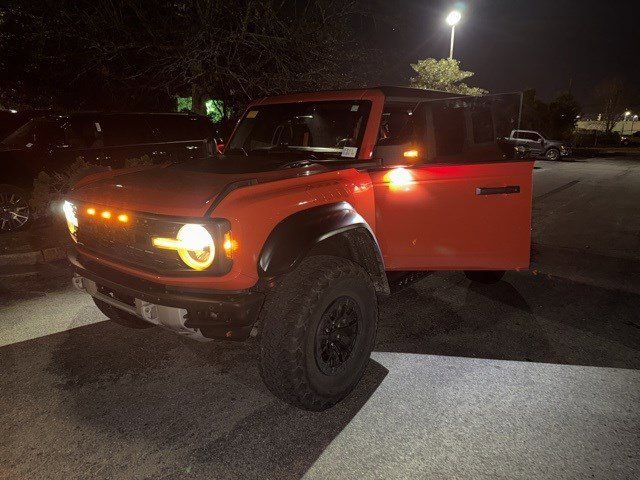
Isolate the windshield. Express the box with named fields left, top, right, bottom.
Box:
left=227, top=100, right=371, bottom=159
left=0, top=120, right=35, bottom=149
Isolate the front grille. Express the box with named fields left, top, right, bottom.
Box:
left=76, top=209, right=189, bottom=274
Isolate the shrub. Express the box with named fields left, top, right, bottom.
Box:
left=29, top=155, right=154, bottom=217
left=30, top=157, right=100, bottom=218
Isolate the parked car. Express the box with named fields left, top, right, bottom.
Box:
left=502, top=129, right=570, bottom=160
left=65, top=87, right=534, bottom=411
left=621, top=131, right=640, bottom=147
left=0, top=112, right=215, bottom=232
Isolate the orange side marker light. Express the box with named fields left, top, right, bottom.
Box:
left=223, top=232, right=238, bottom=258
left=384, top=167, right=415, bottom=191
left=101, top=211, right=111, bottom=219
left=117, top=214, right=129, bottom=223
left=403, top=149, right=420, bottom=159
left=86, top=207, right=96, bottom=216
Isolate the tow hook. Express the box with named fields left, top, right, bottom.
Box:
left=72, top=275, right=85, bottom=291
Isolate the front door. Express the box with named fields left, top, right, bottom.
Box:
left=370, top=96, right=533, bottom=272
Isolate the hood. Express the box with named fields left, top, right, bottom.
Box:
left=68, top=159, right=327, bottom=217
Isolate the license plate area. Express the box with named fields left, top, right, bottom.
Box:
left=96, top=283, right=136, bottom=307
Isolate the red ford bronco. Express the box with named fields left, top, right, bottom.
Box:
left=64, top=87, right=533, bottom=410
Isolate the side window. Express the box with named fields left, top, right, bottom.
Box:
left=65, top=118, right=101, bottom=148
left=35, top=121, right=65, bottom=147
left=151, top=116, right=208, bottom=142
left=101, top=115, right=153, bottom=146
left=377, top=102, right=421, bottom=146
left=517, top=132, right=539, bottom=141
left=471, top=107, right=494, bottom=144
left=432, top=105, right=466, bottom=156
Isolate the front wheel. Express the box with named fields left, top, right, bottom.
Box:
left=0, top=185, right=31, bottom=233
left=259, top=256, right=378, bottom=411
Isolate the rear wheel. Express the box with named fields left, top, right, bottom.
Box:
left=259, top=256, right=377, bottom=411
left=464, top=270, right=505, bottom=284
left=0, top=185, right=31, bottom=233
left=93, top=298, right=154, bottom=329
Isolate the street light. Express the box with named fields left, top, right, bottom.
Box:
left=622, top=110, right=631, bottom=135
left=446, top=10, right=462, bottom=60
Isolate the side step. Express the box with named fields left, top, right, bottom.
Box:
left=387, top=271, right=431, bottom=294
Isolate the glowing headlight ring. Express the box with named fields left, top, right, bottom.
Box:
left=153, top=224, right=215, bottom=271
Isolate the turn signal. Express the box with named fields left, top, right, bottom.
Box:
left=384, top=167, right=414, bottom=191
left=403, top=149, right=420, bottom=159
left=223, top=232, right=238, bottom=258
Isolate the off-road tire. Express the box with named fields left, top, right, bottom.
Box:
left=464, top=270, right=506, bottom=284
left=93, top=298, right=154, bottom=329
left=259, top=255, right=378, bottom=411
left=545, top=148, right=560, bottom=161
left=0, top=184, right=31, bottom=233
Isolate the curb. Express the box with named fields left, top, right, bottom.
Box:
left=0, top=246, right=67, bottom=267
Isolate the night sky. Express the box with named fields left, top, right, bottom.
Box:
left=380, top=0, right=638, bottom=109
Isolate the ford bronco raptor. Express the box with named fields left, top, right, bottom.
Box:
left=65, top=87, right=533, bottom=411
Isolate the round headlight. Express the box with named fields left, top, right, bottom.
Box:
left=176, top=224, right=215, bottom=270
left=62, top=201, right=78, bottom=241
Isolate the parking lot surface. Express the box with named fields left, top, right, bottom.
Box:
left=1, top=157, right=639, bottom=479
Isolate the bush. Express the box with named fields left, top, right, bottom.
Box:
left=571, top=130, right=621, bottom=147
left=29, top=155, right=155, bottom=218
left=124, top=154, right=154, bottom=168
left=30, top=158, right=100, bottom=218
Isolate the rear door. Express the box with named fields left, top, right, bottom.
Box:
left=149, top=115, right=212, bottom=163
left=98, top=114, right=156, bottom=168
left=516, top=131, right=544, bottom=156
left=370, top=95, right=533, bottom=271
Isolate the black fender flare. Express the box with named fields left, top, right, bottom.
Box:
left=258, top=202, right=388, bottom=292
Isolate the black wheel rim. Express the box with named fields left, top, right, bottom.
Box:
left=0, top=191, right=30, bottom=232
left=315, top=296, right=362, bottom=376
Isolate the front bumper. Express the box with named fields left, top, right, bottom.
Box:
left=70, top=251, right=264, bottom=341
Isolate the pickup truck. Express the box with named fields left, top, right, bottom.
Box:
left=64, top=87, right=534, bottom=410
left=502, top=129, right=570, bottom=161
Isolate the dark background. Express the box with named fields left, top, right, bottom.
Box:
left=376, top=0, right=638, bottom=109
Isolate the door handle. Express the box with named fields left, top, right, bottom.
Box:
left=476, top=185, right=520, bottom=195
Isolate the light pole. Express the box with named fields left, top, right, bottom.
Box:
left=622, top=110, right=631, bottom=135
left=446, top=10, right=462, bottom=60
left=632, top=114, right=638, bottom=135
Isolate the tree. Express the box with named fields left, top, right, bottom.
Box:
left=0, top=0, right=383, bottom=113
left=520, top=89, right=581, bottom=140
left=410, top=58, right=487, bottom=96
left=593, top=78, right=626, bottom=133
left=548, top=93, right=580, bottom=140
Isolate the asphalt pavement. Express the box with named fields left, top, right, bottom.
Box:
left=1, top=157, right=639, bottom=480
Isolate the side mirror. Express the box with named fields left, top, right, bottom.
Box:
left=372, top=141, right=426, bottom=167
